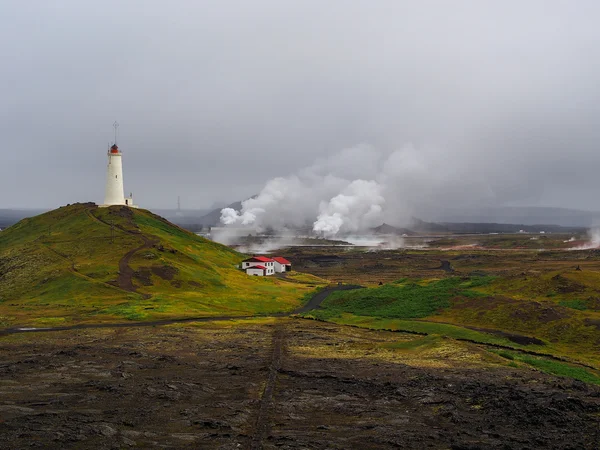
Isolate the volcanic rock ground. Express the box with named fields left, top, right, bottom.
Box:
left=1, top=318, right=599, bottom=449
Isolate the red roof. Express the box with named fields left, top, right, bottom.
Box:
left=273, top=257, right=291, bottom=265
left=243, top=256, right=273, bottom=263
left=248, top=265, right=266, bottom=270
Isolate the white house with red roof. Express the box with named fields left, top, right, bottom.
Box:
left=240, top=256, right=291, bottom=276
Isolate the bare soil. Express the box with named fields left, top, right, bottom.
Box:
left=1, top=319, right=599, bottom=449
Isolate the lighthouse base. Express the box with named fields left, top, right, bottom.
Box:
left=99, top=195, right=138, bottom=209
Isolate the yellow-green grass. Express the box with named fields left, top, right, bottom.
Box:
left=0, top=203, right=322, bottom=326
left=305, top=274, right=600, bottom=367
left=428, top=271, right=600, bottom=364
left=473, top=269, right=600, bottom=302
left=306, top=313, right=536, bottom=349
left=432, top=304, right=600, bottom=367
left=307, top=313, right=599, bottom=376
left=282, top=272, right=330, bottom=285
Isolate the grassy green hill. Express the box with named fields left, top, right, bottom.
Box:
left=0, top=203, right=324, bottom=327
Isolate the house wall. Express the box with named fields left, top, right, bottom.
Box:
left=273, top=261, right=287, bottom=273
left=246, top=268, right=265, bottom=276
left=242, top=261, right=275, bottom=270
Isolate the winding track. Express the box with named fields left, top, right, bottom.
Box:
left=86, top=207, right=158, bottom=294
left=114, top=234, right=156, bottom=294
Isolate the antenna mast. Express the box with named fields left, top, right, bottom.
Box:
left=113, top=121, right=119, bottom=146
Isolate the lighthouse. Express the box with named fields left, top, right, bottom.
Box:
left=101, top=122, right=136, bottom=207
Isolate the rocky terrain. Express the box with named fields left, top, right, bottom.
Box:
left=1, top=318, right=599, bottom=449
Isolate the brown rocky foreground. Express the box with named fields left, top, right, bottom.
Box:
left=1, top=318, right=599, bottom=449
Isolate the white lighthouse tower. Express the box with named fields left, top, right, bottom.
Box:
left=102, top=122, right=136, bottom=207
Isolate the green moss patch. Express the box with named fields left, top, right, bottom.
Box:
left=312, top=276, right=493, bottom=320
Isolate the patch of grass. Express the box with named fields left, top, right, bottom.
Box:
left=495, top=350, right=515, bottom=360
left=314, top=277, right=492, bottom=320
left=284, top=272, right=329, bottom=285
left=493, top=350, right=600, bottom=385
left=382, top=335, right=440, bottom=350
left=559, top=299, right=588, bottom=311
left=392, top=277, right=409, bottom=284
left=459, top=276, right=498, bottom=288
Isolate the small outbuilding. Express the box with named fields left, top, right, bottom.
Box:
left=272, top=257, right=292, bottom=273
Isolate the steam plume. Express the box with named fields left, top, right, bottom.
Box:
left=220, top=143, right=503, bottom=236
left=313, top=180, right=384, bottom=237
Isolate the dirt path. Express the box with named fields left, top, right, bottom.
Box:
left=114, top=234, right=156, bottom=293
left=86, top=207, right=158, bottom=294
left=251, top=322, right=285, bottom=449
left=292, top=284, right=362, bottom=314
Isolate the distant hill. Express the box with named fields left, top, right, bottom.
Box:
left=408, top=218, right=449, bottom=233
left=0, top=208, right=48, bottom=230
left=371, top=218, right=585, bottom=235
left=420, top=206, right=600, bottom=228
left=434, top=222, right=585, bottom=234
left=152, top=208, right=212, bottom=224
left=192, top=200, right=244, bottom=227
left=371, top=223, right=416, bottom=235
left=0, top=203, right=316, bottom=327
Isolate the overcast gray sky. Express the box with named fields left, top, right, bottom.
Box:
left=1, top=0, right=600, bottom=210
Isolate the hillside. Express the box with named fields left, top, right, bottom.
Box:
left=0, top=203, right=323, bottom=327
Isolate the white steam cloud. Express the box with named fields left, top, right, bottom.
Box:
left=313, top=180, right=384, bottom=237
left=220, top=144, right=499, bottom=236
left=572, top=228, right=600, bottom=250
left=589, top=229, right=600, bottom=248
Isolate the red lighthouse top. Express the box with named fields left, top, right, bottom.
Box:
left=110, top=144, right=119, bottom=154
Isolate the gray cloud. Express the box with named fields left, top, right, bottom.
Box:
left=1, top=0, right=600, bottom=212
